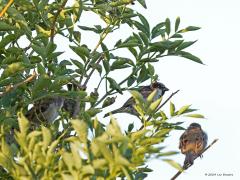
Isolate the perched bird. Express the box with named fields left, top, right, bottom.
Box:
left=179, top=123, right=208, bottom=168
left=26, top=96, right=64, bottom=124
left=62, top=98, right=80, bottom=118
left=104, top=81, right=169, bottom=117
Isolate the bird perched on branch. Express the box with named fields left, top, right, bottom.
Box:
left=104, top=81, right=169, bottom=117
left=26, top=96, right=64, bottom=124
left=179, top=123, right=208, bottom=168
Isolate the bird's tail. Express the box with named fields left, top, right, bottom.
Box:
left=183, top=152, right=195, bottom=169
left=103, top=107, right=125, bottom=117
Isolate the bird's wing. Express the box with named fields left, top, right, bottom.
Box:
left=25, top=98, right=57, bottom=123
left=122, top=97, right=135, bottom=107
left=180, top=128, right=206, bottom=155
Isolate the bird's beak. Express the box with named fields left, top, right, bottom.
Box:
left=164, top=87, right=169, bottom=91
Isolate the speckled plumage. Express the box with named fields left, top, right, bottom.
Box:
left=26, top=96, right=64, bottom=124
left=104, top=82, right=169, bottom=117
left=179, top=123, right=208, bottom=168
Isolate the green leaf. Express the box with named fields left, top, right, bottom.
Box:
left=138, top=13, right=150, bottom=37
left=103, top=59, right=110, bottom=74
left=128, top=47, right=138, bottom=58
left=178, top=51, right=203, bottom=64
left=37, top=63, right=46, bottom=74
left=71, top=120, right=88, bottom=143
left=73, top=0, right=83, bottom=22
left=163, top=159, right=183, bottom=171
left=32, top=75, right=52, bottom=98
left=171, top=33, right=183, bottom=38
left=17, top=112, right=29, bottom=134
left=71, top=59, right=84, bottom=73
left=107, top=77, right=122, bottom=94
left=165, top=18, right=171, bottom=35
left=2, top=62, right=26, bottom=78
left=0, top=34, right=19, bottom=49
left=78, top=25, right=100, bottom=33
left=86, top=108, right=101, bottom=117
left=137, top=0, right=147, bottom=8
left=175, top=17, right=180, bottom=32
left=176, top=41, right=197, bottom=51
left=139, top=32, right=149, bottom=46
left=178, top=26, right=201, bottom=33
left=102, top=97, right=116, bottom=108
left=148, top=63, right=155, bottom=76
left=127, top=75, right=136, bottom=87
left=41, top=126, right=51, bottom=150
left=148, top=97, right=162, bottom=113
left=46, top=42, right=57, bottom=57
left=185, top=114, right=205, bottom=118
left=177, top=105, right=191, bottom=115
left=170, top=102, right=175, bottom=116
left=0, top=22, right=16, bottom=31
left=32, top=44, right=46, bottom=58
left=73, top=31, right=81, bottom=43
left=69, top=45, right=90, bottom=62
left=130, top=90, right=145, bottom=105
left=38, top=0, right=49, bottom=11
left=137, top=65, right=149, bottom=83
left=101, top=43, right=110, bottom=61
left=132, top=20, right=150, bottom=37
left=151, top=22, right=165, bottom=39
left=111, top=58, right=133, bottom=70
left=147, top=89, right=157, bottom=103
left=118, top=42, right=139, bottom=48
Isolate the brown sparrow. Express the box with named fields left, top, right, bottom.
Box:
left=179, top=123, right=208, bottom=168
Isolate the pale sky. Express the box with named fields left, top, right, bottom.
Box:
left=56, top=0, right=240, bottom=179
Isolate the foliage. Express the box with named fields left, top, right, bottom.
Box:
left=0, top=0, right=204, bottom=179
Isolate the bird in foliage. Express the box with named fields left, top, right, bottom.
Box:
left=179, top=123, right=208, bottom=168
left=26, top=96, right=64, bottom=125
left=104, top=81, right=169, bottom=117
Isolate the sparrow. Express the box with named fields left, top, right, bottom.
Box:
left=179, top=123, right=208, bottom=168
left=104, top=81, right=169, bottom=117
left=25, top=96, right=64, bottom=124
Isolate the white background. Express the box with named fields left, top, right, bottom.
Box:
left=56, top=0, right=240, bottom=179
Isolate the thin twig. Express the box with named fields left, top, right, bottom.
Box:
left=79, top=24, right=111, bottom=86
left=171, top=138, right=219, bottom=180
left=83, top=55, right=103, bottom=87
left=139, top=90, right=180, bottom=130
left=0, top=0, right=13, bottom=17
left=0, top=71, right=37, bottom=97
left=50, top=0, right=68, bottom=42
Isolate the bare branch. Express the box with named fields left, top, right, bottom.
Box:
left=0, top=0, right=13, bottom=17
left=171, top=138, right=219, bottom=180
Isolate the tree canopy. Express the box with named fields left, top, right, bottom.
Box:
left=0, top=0, right=205, bottom=179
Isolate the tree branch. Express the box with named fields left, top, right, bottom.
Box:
left=50, top=0, right=68, bottom=42
left=0, top=0, right=13, bottom=17
left=0, top=71, right=37, bottom=97
left=83, top=55, right=103, bottom=87
left=170, top=138, right=219, bottom=180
